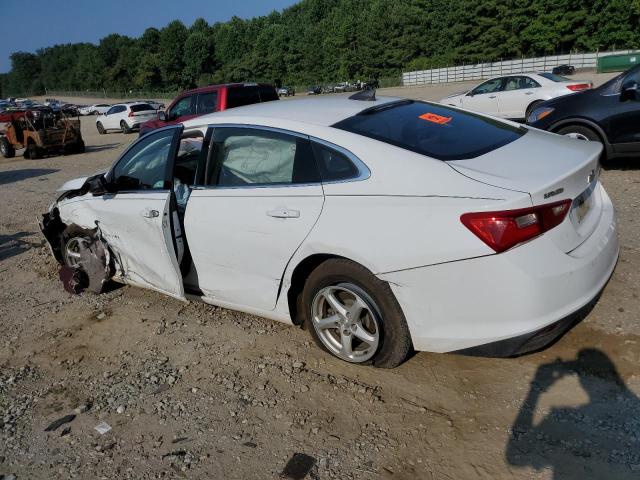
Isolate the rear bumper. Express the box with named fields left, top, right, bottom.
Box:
left=378, top=185, right=619, bottom=354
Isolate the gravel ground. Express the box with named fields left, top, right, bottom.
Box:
left=1, top=81, right=640, bottom=479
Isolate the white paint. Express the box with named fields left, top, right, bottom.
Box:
left=51, top=96, right=619, bottom=356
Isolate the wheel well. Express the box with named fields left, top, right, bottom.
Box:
left=551, top=121, right=605, bottom=144
left=286, top=254, right=345, bottom=325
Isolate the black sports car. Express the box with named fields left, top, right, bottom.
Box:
left=527, top=65, right=640, bottom=160
left=552, top=64, right=576, bottom=75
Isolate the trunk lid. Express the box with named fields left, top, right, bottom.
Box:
left=448, top=128, right=603, bottom=253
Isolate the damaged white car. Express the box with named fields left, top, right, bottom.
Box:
left=41, top=94, right=618, bottom=368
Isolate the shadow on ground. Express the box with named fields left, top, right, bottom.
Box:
left=86, top=143, right=122, bottom=153
left=506, top=349, right=640, bottom=479
left=0, top=231, right=41, bottom=261
left=0, top=168, right=59, bottom=186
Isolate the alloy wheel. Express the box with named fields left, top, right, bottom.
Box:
left=311, top=283, right=380, bottom=363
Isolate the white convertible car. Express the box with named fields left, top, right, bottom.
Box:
left=440, top=73, right=592, bottom=121
left=40, top=94, right=618, bottom=367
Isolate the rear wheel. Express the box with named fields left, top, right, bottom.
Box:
left=557, top=125, right=600, bottom=142
left=24, top=143, right=41, bottom=159
left=301, top=258, right=411, bottom=368
left=0, top=137, right=15, bottom=158
left=96, top=122, right=105, bottom=135
left=120, top=120, right=131, bottom=134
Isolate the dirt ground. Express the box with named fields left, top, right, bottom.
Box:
left=2, top=81, right=640, bottom=480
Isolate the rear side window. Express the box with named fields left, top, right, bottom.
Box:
left=258, top=85, right=279, bottom=103
left=197, top=92, right=218, bottom=114
left=130, top=104, right=153, bottom=112
left=226, top=87, right=261, bottom=109
left=206, top=127, right=319, bottom=186
left=333, top=100, right=526, bottom=161
left=312, top=142, right=359, bottom=182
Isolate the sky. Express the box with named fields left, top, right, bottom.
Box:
left=1, top=0, right=299, bottom=73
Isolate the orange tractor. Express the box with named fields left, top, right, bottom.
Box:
left=0, top=107, right=85, bottom=159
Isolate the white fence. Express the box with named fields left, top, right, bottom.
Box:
left=402, top=50, right=640, bottom=86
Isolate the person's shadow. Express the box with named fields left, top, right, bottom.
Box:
left=506, top=349, right=640, bottom=479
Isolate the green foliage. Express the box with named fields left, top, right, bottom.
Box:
left=3, top=0, right=639, bottom=97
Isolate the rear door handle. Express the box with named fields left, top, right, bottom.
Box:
left=524, top=91, right=534, bottom=95
left=142, top=209, right=159, bottom=218
left=489, top=95, right=497, bottom=99
left=267, top=209, right=300, bottom=218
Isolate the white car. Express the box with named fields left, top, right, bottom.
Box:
left=441, top=73, right=592, bottom=120
left=41, top=95, right=618, bottom=367
left=79, top=104, right=111, bottom=116
left=95, top=102, right=158, bottom=134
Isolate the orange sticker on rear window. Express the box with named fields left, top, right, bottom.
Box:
left=419, top=112, right=452, bottom=125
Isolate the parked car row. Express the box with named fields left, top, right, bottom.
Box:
left=307, top=80, right=379, bottom=95
left=439, top=65, right=640, bottom=160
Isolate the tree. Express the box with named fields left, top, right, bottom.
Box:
left=159, top=20, right=188, bottom=89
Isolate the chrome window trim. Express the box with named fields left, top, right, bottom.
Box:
left=191, top=123, right=370, bottom=189
left=309, top=136, right=371, bottom=184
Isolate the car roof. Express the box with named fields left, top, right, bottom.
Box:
left=191, top=95, right=403, bottom=127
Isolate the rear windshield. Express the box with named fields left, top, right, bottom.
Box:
left=333, top=100, right=526, bottom=161
left=130, top=104, right=154, bottom=112
left=539, top=73, right=571, bottom=82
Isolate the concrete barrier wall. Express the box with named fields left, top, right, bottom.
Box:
left=402, top=50, right=640, bottom=86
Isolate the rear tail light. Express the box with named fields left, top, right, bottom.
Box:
left=460, top=200, right=572, bottom=253
left=128, top=110, right=135, bottom=117
left=566, top=83, right=591, bottom=92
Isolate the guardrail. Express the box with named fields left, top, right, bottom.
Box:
left=402, top=50, right=640, bottom=86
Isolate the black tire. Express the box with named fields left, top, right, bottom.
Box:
left=556, top=125, right=601, bottom=142
left=96, top=122, right=105, bottom=135
left=75, top=140, right=85, bottom=153
left=300, top=258, right=412, bottom=368
left=0, top=137, right=15, bottom=158
left=61, top=225, right=111, bottom=294
left=24, top=143, right=41, bottom=159
left=525, top=101, right=544, bottom=121
left=120, top=120, right=131, bottom=134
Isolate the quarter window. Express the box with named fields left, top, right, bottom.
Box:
left=206, top=128, right=319, bottom=186
left=111, top=129, right=175, bottom=190
left=226, top=87, right=261, bottom=109
left=312, top=142, right=359, bottom=182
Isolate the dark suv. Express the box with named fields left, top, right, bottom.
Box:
left=140, top=83, right=278, bottom=136
left=527, top=65, right=640, bottom=160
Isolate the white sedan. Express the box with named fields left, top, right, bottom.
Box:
left=40, top=95, right=618, bottom=367
left=95, top=102, right=158, bottom=134
left=440, top=73, right=592, bottom=120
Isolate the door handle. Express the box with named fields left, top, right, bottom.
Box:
left=142, top=209, right=160, bottom=218
left=524, top=91, right=534, bottom=95
left=489, top=95, right=497, bottom=99
left=267, top=209, right=300, bottom=218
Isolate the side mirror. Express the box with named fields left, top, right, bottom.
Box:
left=85, top=174, right=110, bottom=196
left=158, top=111, right=167, bottom=121
left=466, top=91, right=474, bottom=97
left=621, top=81, right=639, bottom=101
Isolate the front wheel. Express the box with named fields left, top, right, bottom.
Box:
left=96, top=122, right=105, bottom=135
left=301, top=259, right=411, bottom=368
left=556, top=125, right=600, bottom=142
left=0, top=137, right=15, bottom=158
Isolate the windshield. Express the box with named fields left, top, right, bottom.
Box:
left=333, top=100, right=526, bottom=161
left=538, top=73, right=571, bottom=82
left=598, top=65, right=640, bottom=95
